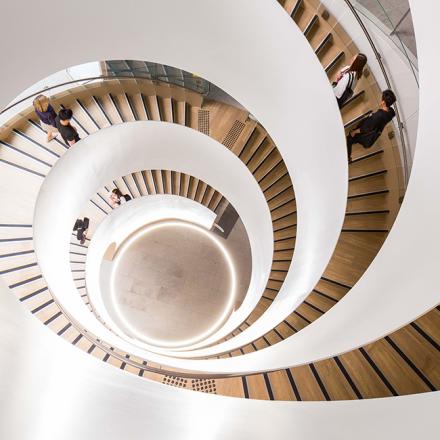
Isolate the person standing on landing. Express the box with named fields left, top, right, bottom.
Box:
left=55, top=108, right=80, bottom=147
left=33, top=94, right=59, bottom=142
left=333, top=53, right=367, bottom=109
left=346, top=89, right=396, bottom=162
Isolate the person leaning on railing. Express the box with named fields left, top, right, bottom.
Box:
left=346, top=89, right=396, bottom=162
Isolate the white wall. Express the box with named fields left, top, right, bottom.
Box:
left=0, top=279, right=438, bottom=440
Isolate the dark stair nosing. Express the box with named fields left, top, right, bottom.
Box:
left=309, top=364, right=331, bottom=401
left=108, top=94, right=124, bottom=122
left=44, top=311, right=63, bottom=326
left=93, top=96, right=112, bottom=125
left=156, top=96, right=164, bottom=121
left=349, top=169, right=387, bottom=182
left=27, top=118, right=68, bottom=149
left=263, top=373, right=275, bottom=400
left=350, top=148, right=384, bottom=164
left=313, top=289, right=338, bottom=303
left=0, top=262, right=38, bottom=275
left=0, top=158, right=45, bottom=178
left=90, top=199, right=109, bottom=215
left=69, top=251, right=87, bottom=256
left=96, top=192, right=114, bottom=210
left=253, top=153, right=283, bottom=181
left=290, top=0, right=303, bottom=19
left=31, top=299, right=54, bottom=314
left=303, top=14, right=318, bottom=38
left=12, top=129, right=60, bottom=158
left=131, top=172, right=144, bottom=196
left=344, top=110, right=373, bottom=130
left=315, top=32, right=333, bottom=55
left=264, top=179, right=293, bottom=201
left=125, top=93, right=138, bottom=120
left=9, top=274, right=42, bottom=288
left=340, top=90, right=365, bottom=110
left=122, top=175, right=136, bottom=199
left=345, top=209, right=389, bottom=216
left=0, top=249, right=34, bottom=259
left=410, top=322, right=440, bottom=352
left=170, top=98, right=176, bottom=123
left=76, top=98, right=100, bottom=129
left=236, top=125, right=259, bottom=159
left=320, top=276, right=352, bottom=289
left=273, top=209, right=297, bottom=222
left=20, top=286, right=48, bottom=302
left=334, top=356, right=363, bottom=399
left=0, top=223, right=32, bottom=228
left=325, top=51, right=344, bottom=73
left=141, top=94, right=152, bottom=120
left=384, top=336, right=436, bottom=391
left=273, top=223, right=297, bottom=233
left=0, top=139, right=52, bottom=168
left=348, top=189, right=389, bottom=199
left=70, top=241, right=88, bottom=249
left=270, top=197, right=296, bottom=213
left=285, top=369, right=302, bottom=400
left=184, top=102, right=190, bottom=127
left=342, top=228, right=388, bottom=233
left=0, top=236, right=33, bottom=243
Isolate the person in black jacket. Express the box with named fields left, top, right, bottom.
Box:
left=55, top=108, right=80, bottom=147
left=346, top=89, right=396, bottom=162
left=73, top=217, right=89, bottom=245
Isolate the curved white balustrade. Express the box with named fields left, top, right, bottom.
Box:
left=0, top=280, right=438, bottom=440
left=34, top=122, right=274, bottom=359
left=2, top=0, right=348, bottom=354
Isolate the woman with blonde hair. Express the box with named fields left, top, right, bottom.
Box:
left=33, top=94, right=58, bottom=141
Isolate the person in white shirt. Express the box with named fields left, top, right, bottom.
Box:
left=333, top=53, right=367, bottom=108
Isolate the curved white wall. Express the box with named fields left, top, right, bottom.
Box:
left=0, top=280, right=438, bottom=440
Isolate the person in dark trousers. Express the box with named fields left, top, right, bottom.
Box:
left=346, top=89, right=396, bottom=162
left=55, top=108, right=80, bottom=147
left=73, top=217, right=89, bottom=245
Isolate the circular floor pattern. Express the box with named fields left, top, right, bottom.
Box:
left=109, top=221, right=236, bottom=348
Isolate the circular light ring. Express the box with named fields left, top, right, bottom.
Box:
left=85, top=193, right=219, bottom=343
left=108, top=220, right=237, bottom=348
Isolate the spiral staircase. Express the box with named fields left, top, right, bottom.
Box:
left=0, top=0, right=438, bottom=439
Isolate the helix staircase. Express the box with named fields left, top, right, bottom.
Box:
left=0, top=0, right=438, bottom=406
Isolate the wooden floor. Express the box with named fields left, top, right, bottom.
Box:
left=0, top=0, right=438, bottom=402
